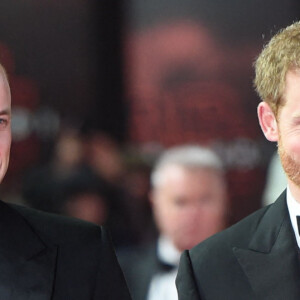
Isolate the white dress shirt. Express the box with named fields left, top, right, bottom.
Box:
left=286, top=185, right=300, bottom=248
left=147, top=236, right=181, bottom=300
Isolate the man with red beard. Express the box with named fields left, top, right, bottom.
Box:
left=176, top=21, right=300, bottom=299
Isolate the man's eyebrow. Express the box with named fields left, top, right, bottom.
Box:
left=0, top=109, right=11, bottom=116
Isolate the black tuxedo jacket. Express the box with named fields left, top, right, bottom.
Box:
left=176, top=191, right=300, bottom=299
left=0, top=200, right=131, bottom=300
left=118, top=243, right=160, bottom=300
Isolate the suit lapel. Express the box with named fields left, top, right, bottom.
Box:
left=136, top=245, right=159, bottom=300
left=0, top=201, right=57, bottom=300
left=233, top=192, right=300, bottom=299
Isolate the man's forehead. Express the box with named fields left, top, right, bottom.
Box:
left=161, top=164, right=221, bottom=182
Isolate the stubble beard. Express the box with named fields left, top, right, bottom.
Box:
left=278, top=135, right=300, bottom=187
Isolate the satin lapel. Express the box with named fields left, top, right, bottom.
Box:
left=137, top=245, right=159, bottom=300
left=0, top=201, right=57, bottom=300
left=233, top=192, right=300, bottom=299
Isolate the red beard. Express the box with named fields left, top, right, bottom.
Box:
left=278, top=136, right=300, bottom=187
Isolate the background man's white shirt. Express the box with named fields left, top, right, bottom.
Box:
left=147, top=236, right=180, bottom=300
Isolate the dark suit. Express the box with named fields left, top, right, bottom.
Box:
left=176, top=191, right=300, bottom=299
left=0, top=199, right=131, bottom=299
left=118, top=243, right=173, bottom=300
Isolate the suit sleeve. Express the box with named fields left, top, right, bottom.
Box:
left=176, top=250, right=202, bottom=300
left=93, top=226, right=132, bottom=300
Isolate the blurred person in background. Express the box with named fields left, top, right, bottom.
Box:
left=22, top=128, right=85, bottom=213
left=0, top=63, right=131, bottom=299
left=59, top=167, right=137, bottom=248
left=82, top=130, right=140, bottom=248
left=59, top=169, right=110, bottom=225
left=84, top=130, right=124, bottom=185
left=119, top=145, right=228, bottom=300
left=121, top=148, right=157, bottom=246
left=23, top=128, right=138, bottom=249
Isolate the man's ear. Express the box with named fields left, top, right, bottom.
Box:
left=257, top=102, right=279, bottom=142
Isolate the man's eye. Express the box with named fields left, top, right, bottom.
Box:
left=0, top=119, right=8, bottom=129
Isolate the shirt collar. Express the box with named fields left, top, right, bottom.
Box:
left=286, top=185, right=300, bottom=248
left=157, top=235, right=181, bottom=267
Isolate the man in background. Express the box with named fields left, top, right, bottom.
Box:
left=119, top=145, right=228, bottom=300
left=176, top=21, right=300, bottom=300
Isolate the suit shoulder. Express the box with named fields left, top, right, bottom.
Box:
left=10, top=203, right=104, bottom=245
left=190, top=204, right=270, bottom=260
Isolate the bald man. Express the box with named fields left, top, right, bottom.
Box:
left=0, top=64, right=131, bottom=299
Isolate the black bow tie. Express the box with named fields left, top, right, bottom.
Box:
left=156, top=257, right=177, bottom=273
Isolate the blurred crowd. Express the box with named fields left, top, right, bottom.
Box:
left=14, top=131, right=230, bottom=300
left=17, top=128, right=159, bottom=250
left=0, top=19, right=287, bottom=300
